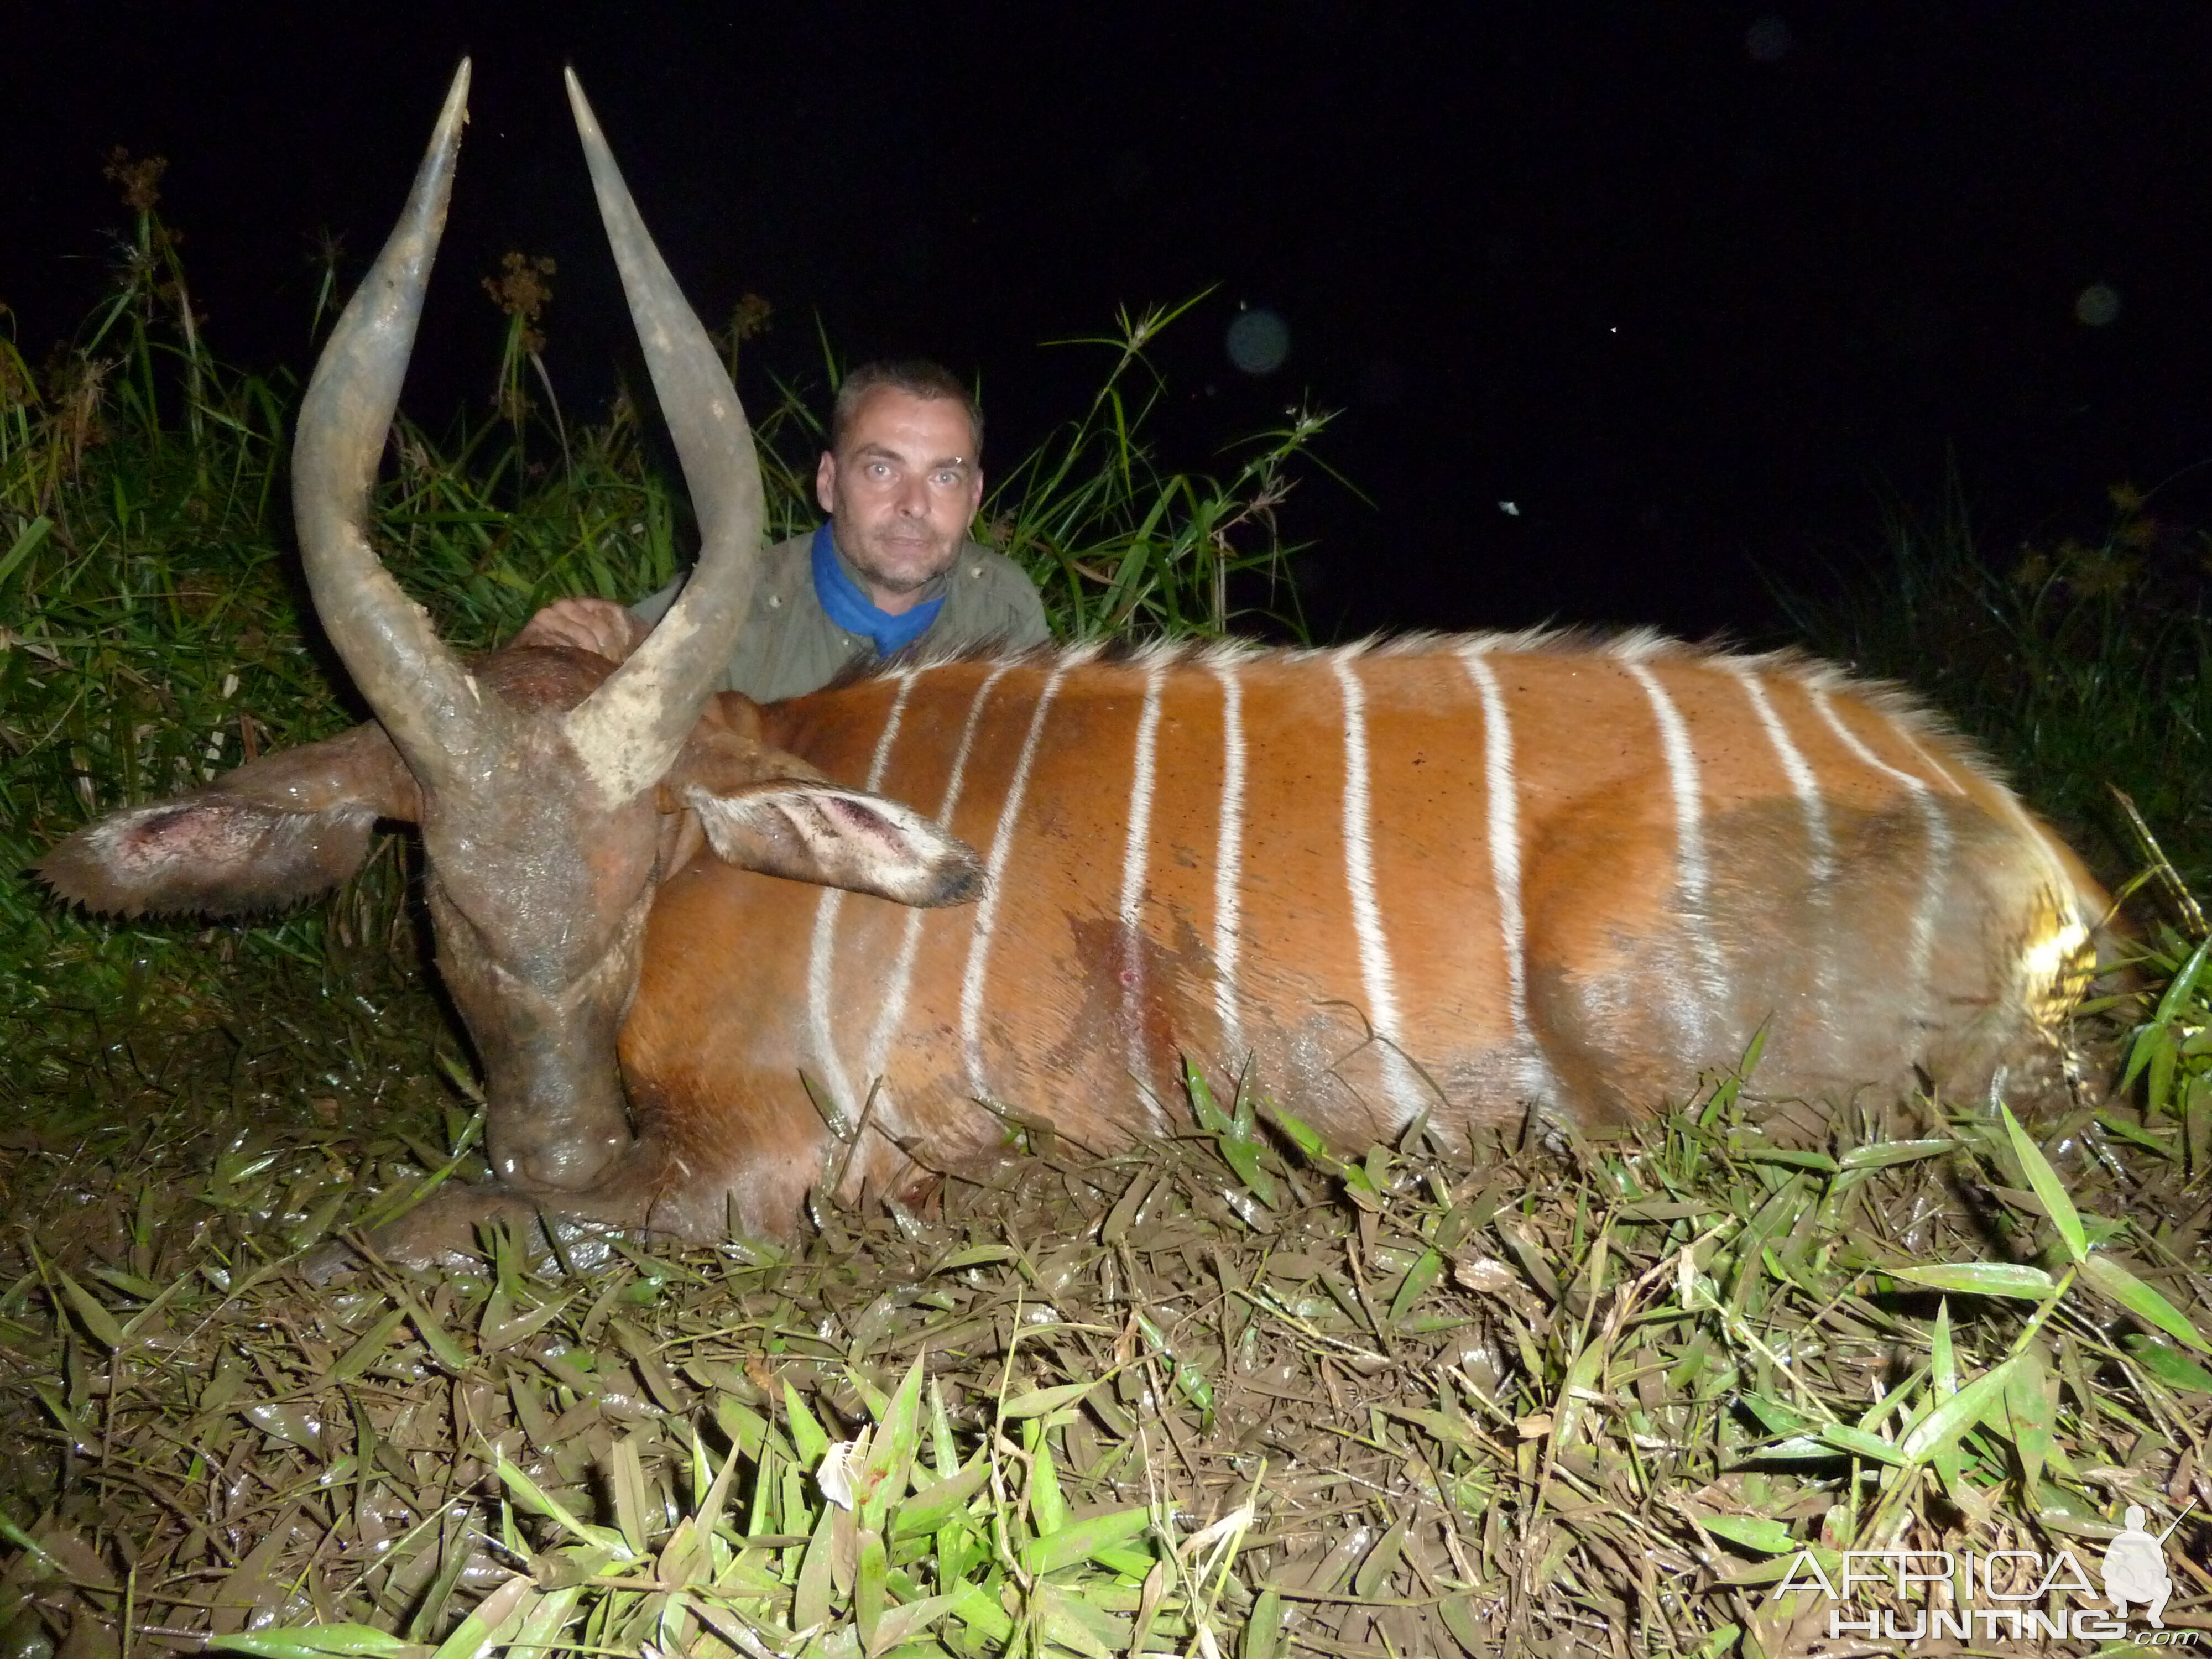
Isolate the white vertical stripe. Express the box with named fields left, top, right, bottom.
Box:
left=863, top=665, right=1010, bottom=1095
left=1118, top=664, right=1166, bottom=1107
left=1731, top=668, right=1835, bottom=888
left=804, top=671, right=915, bottom=1123
left=1625, top=661, right=1731, bottom=1011
left=1211, top=664, right=1248, bottom=1063
left=1813, top=688, right=1951, bottom=1004
left=1733, top=667, right=1840, bottom=1063
left=1903, top=732, right=2083, bottom=927
left=1333, top=654, right=1426, bottom=1117
left=1461, top=647, right=1546, bottom=1098
left=961, top=661, right=1068, bottom=1095
left=1896, top=732, right=1968, bottom=796
left=1901, top=730, right=2093, bottom=1013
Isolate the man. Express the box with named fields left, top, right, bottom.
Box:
left=518, top=359, right=1048, bottom=701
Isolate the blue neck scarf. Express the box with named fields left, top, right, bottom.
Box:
left=811, top=522, right=945, bottom=656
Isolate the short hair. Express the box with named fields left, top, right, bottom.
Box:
left=829, top=358, right=983, bottom=461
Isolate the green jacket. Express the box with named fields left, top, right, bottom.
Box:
left=632, top=528, right=1050, bottom=705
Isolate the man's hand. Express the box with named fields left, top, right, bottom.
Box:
left=513, top=598, right=649, bottom=662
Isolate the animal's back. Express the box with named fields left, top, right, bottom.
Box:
left=622, top=633, right=2103, bottom=1232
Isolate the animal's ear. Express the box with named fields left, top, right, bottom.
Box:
left=681, top=779, right=984, bottom=907
left=36, top=723, right=419, bottom=917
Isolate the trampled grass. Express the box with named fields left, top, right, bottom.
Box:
left=3, top=160, right=2210, bottom=1659
left=3, top=1042, right=2207, bottom=1656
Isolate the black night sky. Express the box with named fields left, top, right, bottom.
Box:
left=7, top=5, right=2211, bottom=643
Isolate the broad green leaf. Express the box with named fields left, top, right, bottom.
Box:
left=1386, top=1247, right=1444, bottom=1324
left=49, top=1265, right=126, bottom=1352
left=1734, top=1146, right=1838, bottom=1173
left=858, top=1355, right=926, bottom=1533
left=1552, top=1337, right=1605, bottom=1449
left=330, top=1307, right=410, bottom=1383
left=867, top=1593, right=957, bottom=1656
left=930, top=1376, right=960, bottom=1478
left=1019, top=1505, right=1152, bottom=1577
left=1217, top=1131, right=1278, bottom=1206
left=1838, top=1138, right=1955, bottom=1170
left=947, top=1579, right=1016, bottom=1643
left=207, top=1630, right=425, bottom=1659
left=1185, top=1056, right=1230, bottom=1133
left=505, top=1586, right=582, bottom=1657
left=2003, top=1347, right=2055, bottom=1493
left=1702, top=1515, right=1796, bottom=1554
left=1901, top=1358, right=2017, bottom=1465
left=2081, top=1253, right=2212, bottom=1353
left=935, top=1244, right=1020, bottom=1271
left=842, top=1363, right=891, bottom=1422
left=427, top=1574, right=535, bottom=1659
left=90, top=1265, right=161, bottom=1302
left=1739, top=1395, right=1810, bottom=1434
left=397, top=1292, right=471, bottom=1376
left=608, top=1436, right=650, bottom=1558
left=1244, top=1585, right=1286, bottom=1659
left=2123, top=1335, right=2212, bottom=1394
left=793, top=1505, right=836, bottom=1632
left=491, top=1454, right=632, bottom=1556
left=1001, top=1377, right=1105, bottom=1420
left=2000, top=1103, right=2088, bottom=1264
left=1818, top=1423, right=1904, bottom=1464
left=1353, top=1515, right=1409, bottom=1599
left=1929, top=1300, right=1962, bottom=1494
left=2148, top=933, right=2212, bottom=1032
left=1264, top=1104, right=1328, bottom=1160
left=784, top=1380, right=833, bottom=1464
left=2097, top=1113, right=2180, bottom=1156
left=0, top=515, right=54, bottom=589
left=1094, top=1543, right=1156, bottom=1578
left=1439, top=1594, right=1483, bottom=1653
left=476, top=1286, right=568, bottom=1354
left=1383, top=1406, right=1480, bottom=1452
left=854, top=1530, right=888, bottom=1653
left=685, top=1429, right=745, bottom=1542
left=893, top=1452, right=992, bottom=1538
left=0, top=1516, right=64, bottom=1577
left=1029, top=1582, right=1128, bottom=1658
left=1889, top=1262, right=2056, bottom=1300
left=1028, top=1429, right=1068, bottom=1537
left=2034, top=1480, right=2111, bottom=1535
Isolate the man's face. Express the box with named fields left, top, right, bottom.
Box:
left=816, top=388, right=984, bottom=614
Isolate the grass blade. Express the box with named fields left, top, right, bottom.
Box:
left=1999, top=1102, right=2087, bottom=1264
left=2080, top=1253, right=2211, bottom=1353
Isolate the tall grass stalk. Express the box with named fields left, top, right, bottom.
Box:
left=984, top=295, right=1321, bottom=640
